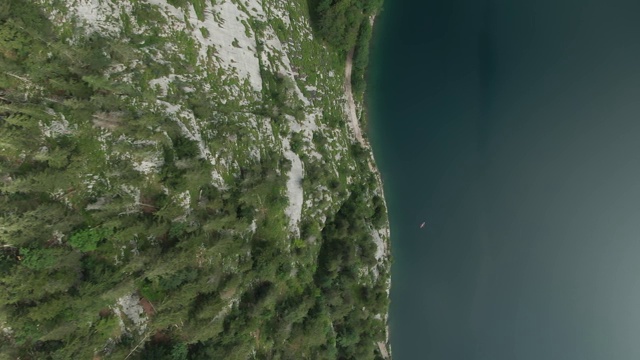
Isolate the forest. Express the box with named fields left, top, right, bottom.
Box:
left=0, top=0, right=389, bottom=359
left=309, top=0, right=383, bottom=95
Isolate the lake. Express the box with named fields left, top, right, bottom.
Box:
left=368, top=0, right=640, bottom=359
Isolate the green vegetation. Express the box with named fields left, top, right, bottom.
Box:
left=351, top=18, right=373, bottom=96
left=68, top=227, right=113, bottom=252
left=309, top=0, right=382, bottom=53
left=308, top=0, right=382, bottom=98
left=0, top=0, right=390, bottom=359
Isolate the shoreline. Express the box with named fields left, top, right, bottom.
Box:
left=344, top=11, right=393, bottom=359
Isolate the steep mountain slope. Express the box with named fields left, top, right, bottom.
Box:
left=0, top=0, right=390, bottom=358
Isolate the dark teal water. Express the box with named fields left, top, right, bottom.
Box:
left=368, top=0, right=640, bottom=359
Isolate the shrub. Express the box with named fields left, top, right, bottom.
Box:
left=21, top=248, right=60, bottom=270
left=69, top=227, right=112, bottom=251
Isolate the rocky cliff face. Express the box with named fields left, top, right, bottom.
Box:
left=0, top=0, right=390, bottom=358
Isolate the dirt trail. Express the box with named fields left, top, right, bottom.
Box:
left=344, top=49, right=365, bottom=146
left=344, top=28, right=391, bottom=360
left=377, top=341, right=390, bottom=359
left=343, top=49, right=378, bottom=179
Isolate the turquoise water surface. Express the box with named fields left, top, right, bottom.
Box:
left=368, top=0, right=640, bottom=359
